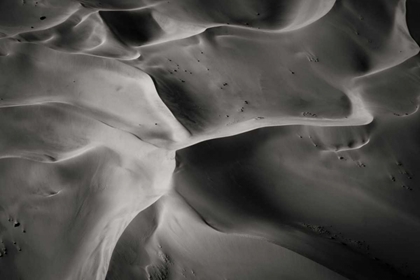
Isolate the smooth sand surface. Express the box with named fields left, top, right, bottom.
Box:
left=1, top=0, right=420, bottom=279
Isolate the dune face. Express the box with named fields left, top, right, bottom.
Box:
left=1, top=0, right=420, bottom=280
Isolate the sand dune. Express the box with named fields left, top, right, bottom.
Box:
left=1, top=0, right=420, bottom=279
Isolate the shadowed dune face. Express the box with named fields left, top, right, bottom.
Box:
left=142, top=0, right=335, bottom=31
left=172, top=116, right=420, bottom=279
left=1, top=0, right=420, bottom=280
left=137, top=29, right=356, bottom=134
left=405, top=0, right=420, bottom=45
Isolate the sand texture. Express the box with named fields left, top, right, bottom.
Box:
left=1, top=0, right=420, bottom=279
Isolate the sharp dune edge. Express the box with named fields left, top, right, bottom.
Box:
left=1, top=0, right=420, bottom=279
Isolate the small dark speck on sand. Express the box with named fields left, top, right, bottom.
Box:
left=40, top=16, right=46, bottom=20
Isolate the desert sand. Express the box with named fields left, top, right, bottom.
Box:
left=1, top=0, right=420, bottom=279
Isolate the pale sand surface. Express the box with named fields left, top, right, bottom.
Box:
left=1, top=0, right=420, bottom=279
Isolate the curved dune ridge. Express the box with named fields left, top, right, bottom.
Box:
left=1, top=0, right=420, bottom=279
